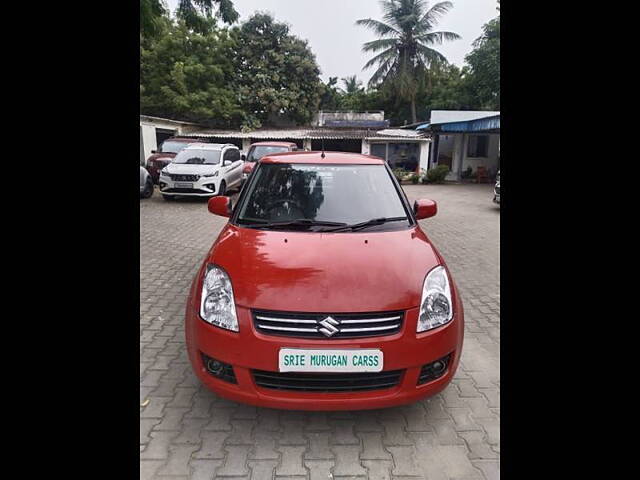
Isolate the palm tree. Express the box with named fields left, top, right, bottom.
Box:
left=341, top=75, right=363, bottom=94
left=356, top=0, right=460, bottom=123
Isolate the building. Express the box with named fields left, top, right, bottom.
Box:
left=418, top=110, right=500, bottom=181
left=139, top=115, right=201, bottom=165
left=170, top=111, right=431, bottom=173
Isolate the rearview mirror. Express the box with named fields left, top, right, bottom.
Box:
left=241, top=154, right=246, bottom=161
left=414, top=199, right=437, bottom=220
left=208, top=196, right=231, bottom=217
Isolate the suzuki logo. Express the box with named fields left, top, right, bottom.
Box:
left=318, top=316, right=340, bottom=337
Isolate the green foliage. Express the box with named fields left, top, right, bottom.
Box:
left=409, top=172, right=421, bottom=184
left=231, top=13, right=322, bottom=126
left=392, top=168, right=410, bottom=182
left=140, top=21, right=242, bottom=126
left=356, top=0, right=460, bottom=122
left=177, top=0, right=240, bottom=34
left=140, top=0, right=166, bottom=38
left=424, top=164, right=450, bottom=183
left=141, top=0, right=238, bottom=37
left=464, top=16, right=500, bottom=110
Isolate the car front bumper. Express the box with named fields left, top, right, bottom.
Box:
left=159, top=175, right=220, bottom=197
left=185, top=297, right=464, bottom=410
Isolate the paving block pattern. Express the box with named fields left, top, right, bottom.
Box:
left=140, top=184, right=500, bottom=479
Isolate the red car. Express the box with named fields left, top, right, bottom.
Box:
left=146, top=137, right=196, bottom=183
left=185, top=151, right=463, bottom=410
left=242, top=141, right=298, bottom=180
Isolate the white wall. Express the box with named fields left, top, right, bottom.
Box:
left=461, top=134, right=500, bottom=177
left=445, top=135, right=465, bottom=181
left=140, top=124, right=157, bottom=165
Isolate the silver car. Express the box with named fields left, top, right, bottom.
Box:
left=140, top=166, right=154, bottom=199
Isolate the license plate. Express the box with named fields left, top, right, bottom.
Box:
left=279, top=348, right=383, bottom=372
left=175, top=182, right=193, bottom=188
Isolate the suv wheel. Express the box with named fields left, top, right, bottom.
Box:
left=142, top=178, right=154, bottom=199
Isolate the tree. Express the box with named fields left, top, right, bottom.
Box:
left=356, top=0, right=460, bottom=123
left=140, top=0, right=238, bottom=37
left=463, top=15, right=500, bottom=110
left=319, top=77, right=342, bottom=111
left=231, top=13, right=322, bottom=127
left=176, top=0, right=239, bottom=34
left=140, top=0, right=167, bottom=38
left=140, top=21, right=242, bottom=126
left=341, top=76, right=363, bottom=94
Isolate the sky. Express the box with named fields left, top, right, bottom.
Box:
left=164, top=0, right=499, bottom=84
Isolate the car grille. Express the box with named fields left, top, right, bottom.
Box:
left=252, top=310, right=404, bottom=339
left=170, top=174, right=200, bottom=181
left=252, top=369, right=403, bottom=392
left=163, top=188, right=211, bottom=194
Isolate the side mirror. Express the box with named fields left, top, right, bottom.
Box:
left=208, top=196, right=231, bottom=217
left=414, top=199, right=437, bottom=220
left=241, top=154, right=246, bottom=161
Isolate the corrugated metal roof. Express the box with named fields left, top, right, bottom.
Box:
left=180, top=127, right=428, bottom=141
left=430, top=110, right=499, bottom=124
left=437, top=115, right=499, bottom=132
left=416, top=113, right=500, bottom=133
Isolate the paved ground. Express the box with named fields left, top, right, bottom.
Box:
left=140, top=183, right=500, bottom=480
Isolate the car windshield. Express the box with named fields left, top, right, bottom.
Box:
left=236, top=163, right=410, bottom=229
left=160, top=141, right=190, bottom=154
left=172, top=149, right=221, bottom=165
left=247, top=146, right=290, bottom=162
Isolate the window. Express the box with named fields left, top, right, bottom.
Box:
left=467, top=135, right=489, bottom=158
left=246, top=146, right=289, bottom=162
left=160, top=141, right=190, bottom=154
left=224, top=149, right=240, bottom=162
left=173, top=149, right=221, bottom=165
left=236, top=164, right=410, bottom=229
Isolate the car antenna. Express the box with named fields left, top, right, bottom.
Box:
left=321, top=138, right=325, bottom=158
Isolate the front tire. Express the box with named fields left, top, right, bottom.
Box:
left=142, top=179, right=154, bottom=198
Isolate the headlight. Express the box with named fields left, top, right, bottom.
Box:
left=203, top=171, right=219, bottom=178
left=199, top=265, right=239, bottom=332
left=417, top=265, right=453, bottom=332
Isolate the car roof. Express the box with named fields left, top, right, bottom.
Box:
left=250, top=141, right=297, bottom=147
left=182, top=142, right=237, bottom=151
left=260, top=151, right=385, bottom=165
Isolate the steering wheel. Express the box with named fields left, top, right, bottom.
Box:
left=266, top=199, right=304, bottom=216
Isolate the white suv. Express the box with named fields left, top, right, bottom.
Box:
left=158, top=143, right=244, bottom=200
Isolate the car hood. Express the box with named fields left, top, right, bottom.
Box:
left=208, top=224, right=443, bottom=313
left=147, top=152, right=176, bottom=162
left=165, top=163, right=220, bottom=175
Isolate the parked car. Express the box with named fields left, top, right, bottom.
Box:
left=242, top=141, right=298, bottom=181
left=140, top=166, right=154, bottom=199
left=493, top=170, right=500, bottom=205
left=185, top=151, right=464, bottom=410
left=146, top=137, right=196, bottom=183
left=159, top=143, right=243, bottom=201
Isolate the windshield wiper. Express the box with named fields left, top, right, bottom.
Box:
left=242, top=219, right=348, bottom=230
left=323, top=216, right=408, bottom=232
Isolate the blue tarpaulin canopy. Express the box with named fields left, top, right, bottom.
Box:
left=417, top=114, right=499, bottom=133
